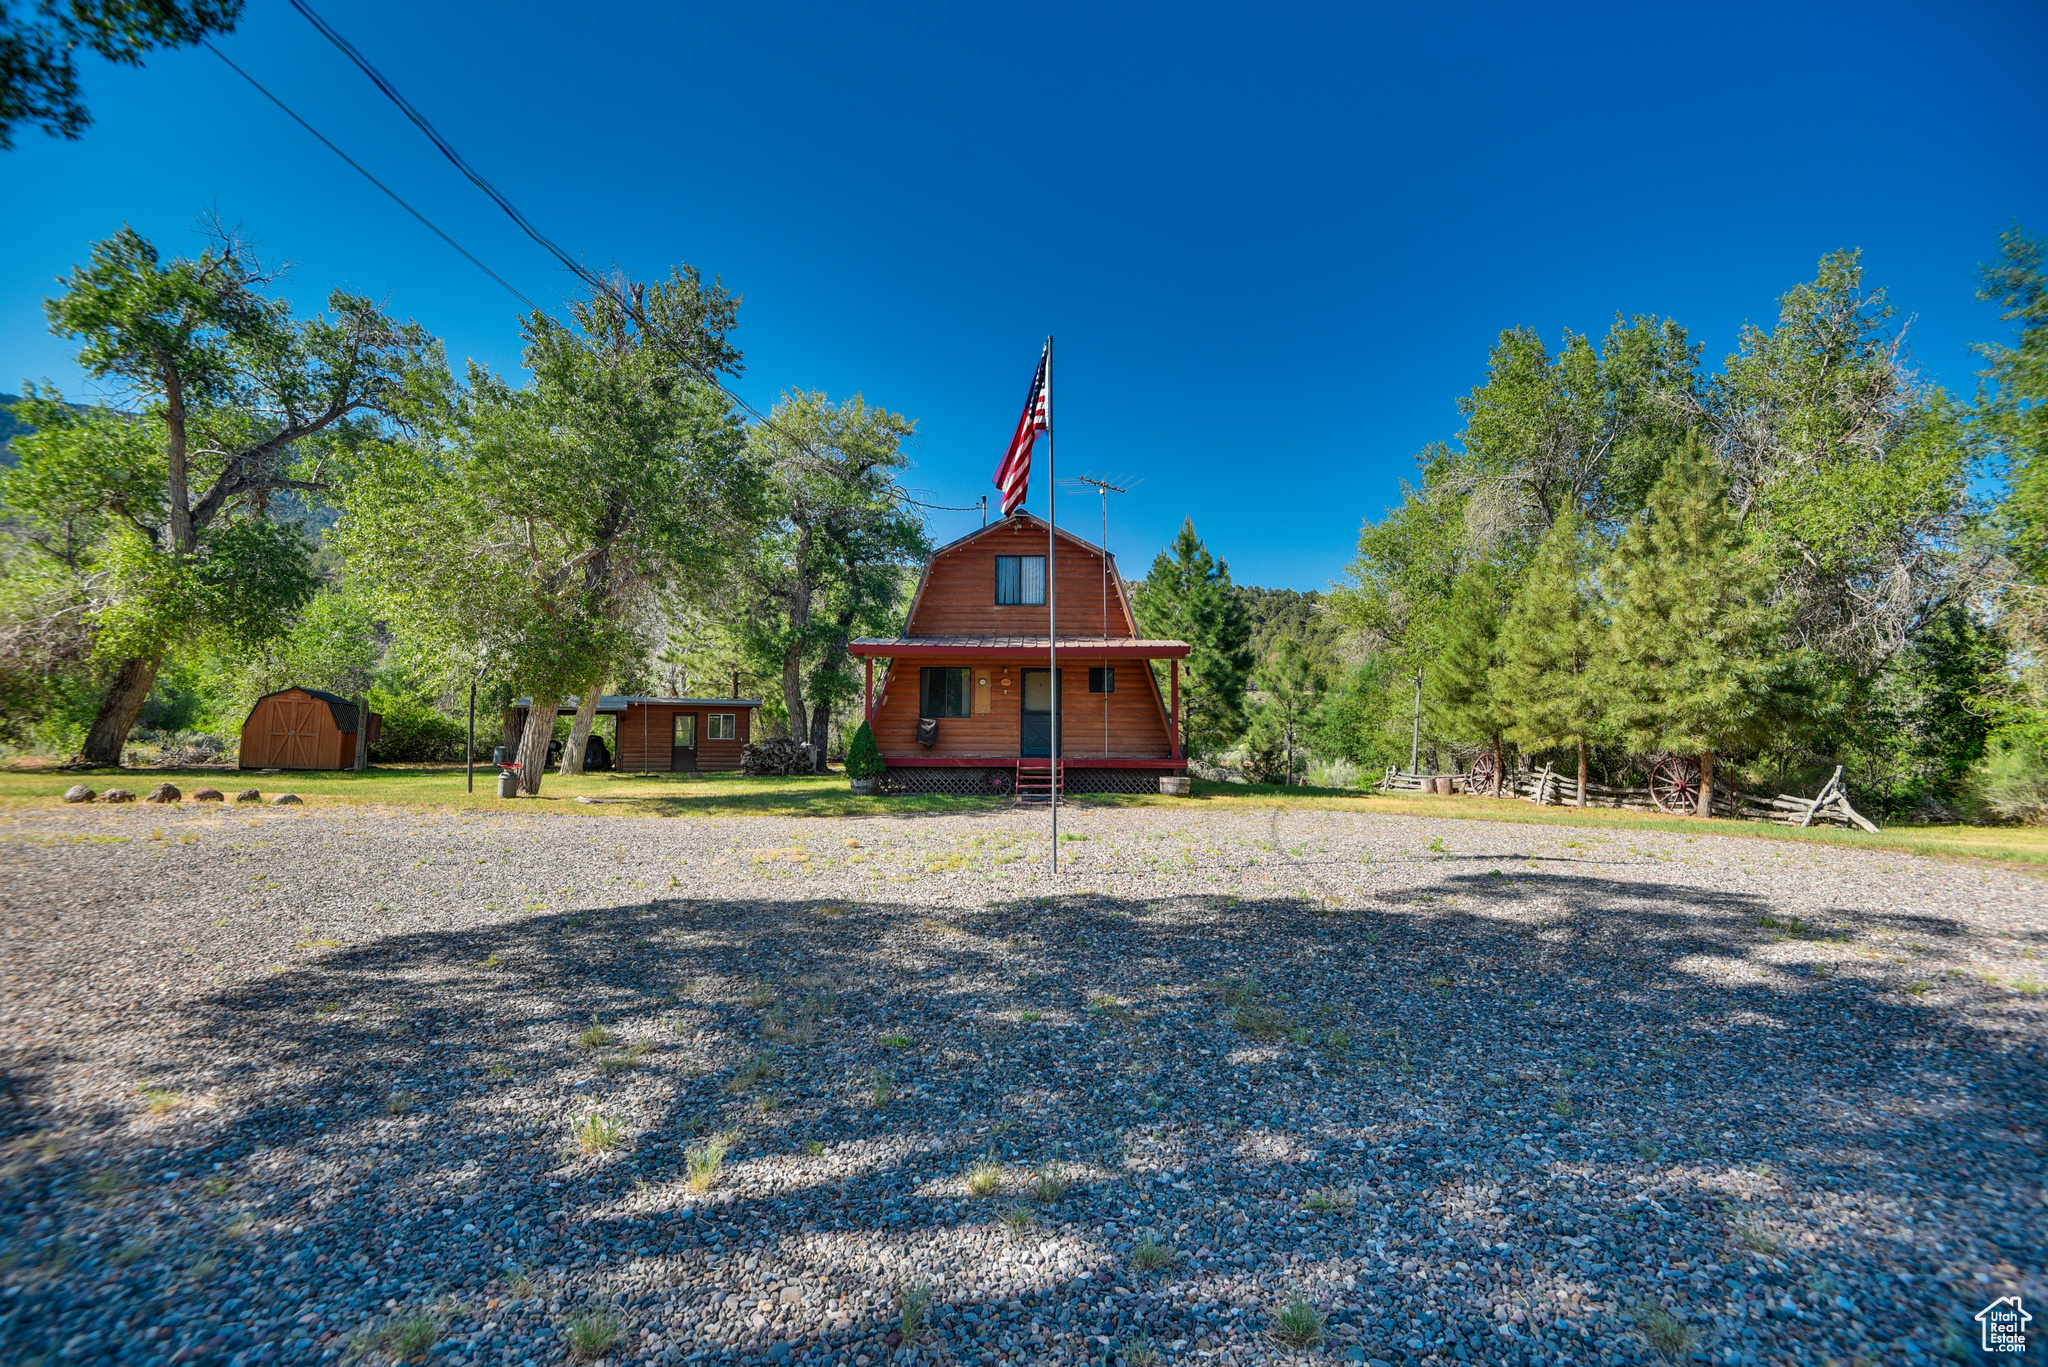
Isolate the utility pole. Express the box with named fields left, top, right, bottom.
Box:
left=1409, top=668, right=1424, bottom=774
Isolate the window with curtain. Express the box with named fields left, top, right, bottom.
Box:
left=995, top=555, right=1046, bottom=605
left=920, top=667, right=970, bottom=717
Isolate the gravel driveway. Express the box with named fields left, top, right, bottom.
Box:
left=2, top=800, right=2043, bottom=1367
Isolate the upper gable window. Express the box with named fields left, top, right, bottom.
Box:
left=995, top=555, right=1046, bottom=605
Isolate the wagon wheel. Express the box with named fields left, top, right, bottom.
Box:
left=1650, top=754, right=1702, bottom=814
left=982, top=769, right=1014, bottom=796
left=1467, top=752, right=1499, bottom=795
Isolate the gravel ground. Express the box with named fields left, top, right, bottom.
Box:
left=2, top=800, right=2044, bottom=1367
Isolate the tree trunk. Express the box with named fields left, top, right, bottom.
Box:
left=78, top=655, right=163, bottom=767
left=514, top=701, right=555, bottom=795
left=781, top=645, right=809, bottom=748
left=809, top=694, right=832, bottom=774
left=1491, top=732, right=1503, bottom=797
left=560, top=685, right=602, bottom=776
left=1698, top=749, right=1715, bottom=818
left=353, top=696, right=369, bottom=772
left=1576, top=736, right=1588, bottom=808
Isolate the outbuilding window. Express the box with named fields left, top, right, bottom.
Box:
left=1088, top=666, right=1116, bottom=693
left=920, top=667, right=970, bottom=718
left=995, top=555, right=1046, bottom=605
left=707, top=713, right=736, bottom=740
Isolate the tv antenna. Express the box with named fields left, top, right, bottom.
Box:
left=1064, top=475, right=1132, bottom=759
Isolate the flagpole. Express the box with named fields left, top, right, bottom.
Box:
left=1046, top=335, right=1058, bottom=875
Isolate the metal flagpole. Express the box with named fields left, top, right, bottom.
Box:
left=1046, top=335, right=1058, bottom=875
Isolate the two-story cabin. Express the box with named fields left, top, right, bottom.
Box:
left=849, top=511, right=1189, bottom=795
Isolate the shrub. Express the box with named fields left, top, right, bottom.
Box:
left=846, top=720, right=885, bottom=780
left=367, top=691, right=469, bottom=763
left=1304, top=755, right=1362, bottom=789
left=1970, top=739, right=2048, bottom=823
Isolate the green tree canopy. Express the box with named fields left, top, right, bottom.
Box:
left=1132, top=519, right=1254, bottom=759
left=1491, top=512, right=1607, bottom=799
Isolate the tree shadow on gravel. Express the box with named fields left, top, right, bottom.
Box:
left=5, top=864, right=2041, bottom=1366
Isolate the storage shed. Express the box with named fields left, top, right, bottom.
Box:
left=239, top=688, right=381, bottom=770
left=506, top=695, right=763, bottom=772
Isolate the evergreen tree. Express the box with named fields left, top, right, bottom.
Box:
left=1601, top=435, right=1780, bottom=814
left=1133, top=519, right=1254, bottom=758
left=1423, top=564, right=1509, bottom=792
left=1253, top=636, right=1327, bottom=785
left=1492, top=513, right=1606, bottom=805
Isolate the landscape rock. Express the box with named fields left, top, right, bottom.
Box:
left=234, top=789, right=262, bottom=803
left=191, top=787, right=224, bottom=802
left=97, top=787, right=134, bottom=803
left=143, top=782, right=181, bottom=803
left=61, top=784, right=94, bottom=803
left=268, top=792, right=303, bottom=805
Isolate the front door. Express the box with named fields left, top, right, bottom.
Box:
left=1019, top=669, right=1062, bottom=757
left=671, top=713, right=698, bottom=772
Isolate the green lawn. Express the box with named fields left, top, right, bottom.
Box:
left=3, top=761, right=2043, bottom=868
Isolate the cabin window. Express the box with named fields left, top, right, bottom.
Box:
left=1088, top=666, right=1116, bottom=693
left=920, top=667, right=970, bottom=717
left=995, top=555, right=1046, bottom=605
left=707, top=713, right=736, bottom=740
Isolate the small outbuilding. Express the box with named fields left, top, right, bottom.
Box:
left=506, top=695, right=763, bottom=772
left=239, top=688, right=382, bottom=770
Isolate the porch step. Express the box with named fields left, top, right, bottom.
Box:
left=1015, top=761, right=1063, bottom=806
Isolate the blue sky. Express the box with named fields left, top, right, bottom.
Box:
left=3, top=0, right=2044, bottom=589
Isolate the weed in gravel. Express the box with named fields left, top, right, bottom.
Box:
left=1551, top=1085, right=1575, bottom=1116
left=1906, top=981, right=1932, bottom=997
left=488, top=1063, right=513, bottom=1079
left=1131, top=1235, right=1178, bottom=1272
left=1725, top=1203, right=1779, bottom=1253
left=572, top=1113, right=625, bottom=1154
left=139, top=1086, right=182, bottom=1116
left=223, top=1211, right=255, bottom=1238
left=1031, top=1156, right=1067, bottom=1202
left=745, top=980, right=776, bottom=1008
left=685, top=1133, right=731, bottom=1192
left=1001, top=1203, right=1037, bottom=1236
left=1019, top=1009, right=1043, bottom=1023
left=897, top=1282, right=933, bottom=1339
left=357, top=1307, right=438, bottom=1359
left=880, top=1033, right=912, bottom=1048
left=1270, top=1294, right=1325, bottom=1346
left=81, top=1171, right=135, bottom=1198
left=965, top=1159, right=1003, bottom=1197
left=1232, top=1004, right=1288, bottom=1040
left=481, top=952, right=502, bottom=968
left=803, top=1140, right=825, bottom=1156
left=756, top=1091, right=782, bottom=1112
left=1323, top=1027, right=1350, bottom=1054
left=868, top=1069, right=895, bottom=1106
left=564, top=1303, right=625, bottom=1360
left=201, top=1174, right=235, bottom=1197
left=1211, top=975, right=1261, bottom=1007
left=384, top=1092, right=414, bottom=1115
left=110, top=1237, right=152, bottom=1266
left=1633, top=1303, right=1696, bottom=1356
left=505, top=1268, right=538, bottom=1300
left=187, top=1252, right=218, bottom=1280
left=578, top=1019, right=615, bottom=1049
left=314, top=1002, right=339, bottom=1016
left=1636, top=1138, right=1660, bottom=1161
left=598, top=1040, right=652, bottom=1075
left=1120, top=1333, right=1163, bottom=1367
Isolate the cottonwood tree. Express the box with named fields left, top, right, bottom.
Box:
left=1133, top=519, right=1254, bottom=759
left=337, top=270, right=753, bottom=791
left=1601, top=437, right=1781, bottom=814
left=725, top=391, right=927, bottom=770
left=0, top=0, right=241, bottom=149
left=1491, top=513, right=1606, bottom=805
left=23, top=221, right=432, bottom=765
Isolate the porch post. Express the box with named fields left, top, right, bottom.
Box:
left=864, top=657, right=874, bottom=724
left=1169, top=658, right=1181, bottom=761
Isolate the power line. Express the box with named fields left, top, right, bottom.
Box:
left=204, top=40, right=537, bottom=310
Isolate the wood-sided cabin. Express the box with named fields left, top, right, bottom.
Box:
left=238, top=687, right=382, bottom=770
left=506, top=695, right=763, bottom=772
left=849, top=511, right=1189, bottom=795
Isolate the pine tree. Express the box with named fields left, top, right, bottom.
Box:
left=1492, top=513, right=1606, bottom=805
left=1602, top=435, right=1780, bottom=814
left=1424, top=565, right=1509, bottom=792
left=1133, top=519, right=1255, bottom=758
left=1254, top=636, right=1328, bottom=784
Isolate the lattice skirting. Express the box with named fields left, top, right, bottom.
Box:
left=876, top=766, right=1179, bottom=796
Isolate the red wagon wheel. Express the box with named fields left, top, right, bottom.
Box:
left=1467, top=751, right=1499, bottom=795
left=982, top=769, right=1015, bottom=796
left=1650, top=754, right=1702, bottom=814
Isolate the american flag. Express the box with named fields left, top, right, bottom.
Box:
left=992, top=342, right=1049, bottom=515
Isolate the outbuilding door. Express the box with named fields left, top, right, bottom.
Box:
left=672, top=713, right=697, bottom=772
left=266, top=694, right=321, bottom=769
left=1019, top=669, right=1062, bottom=757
